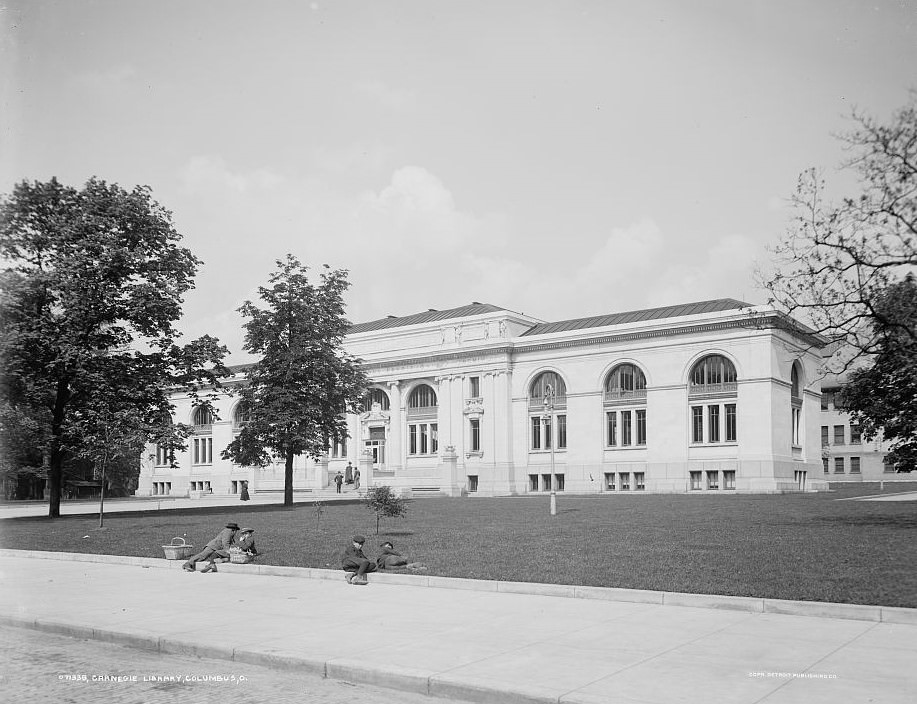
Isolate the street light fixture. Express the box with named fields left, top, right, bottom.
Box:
left=543, top=383, right=557, bottom=516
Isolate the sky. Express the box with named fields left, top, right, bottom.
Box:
left=2, top=0, right=916, bottom=363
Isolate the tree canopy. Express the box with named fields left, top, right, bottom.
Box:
left=0, top=177, right=227, bottom=516
left=841, top=275, right=917, bottom=471
left=222, top=255, right=367, bottom=506
left=760, top=93, right=917, bottom=371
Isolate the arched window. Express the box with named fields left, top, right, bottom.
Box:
left=604, top=364, right=647, bottom=400
left=790, top=362, right=803, bottom=447
left=689, top=355, right=737, bottom=391
left=528, top=372, right=567, bottom=455
left=362, top=388, right=391, bottom=412
left=407, top=384, right=438, bottom=455
left=604, top=364, right=647, bottom=448
left=408, top=384, right=437, bottom=409
left=192, top=406, right=213, bottom=428
left=529, top=371, right=567, bottom=409
left=191, top=406, right=213, bottom=465
left=233, top=402, right=251, bottom=428
left=688, top=355, right=737, bottom=446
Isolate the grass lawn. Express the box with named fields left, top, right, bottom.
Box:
left=2, top=483, right=916, bottom=608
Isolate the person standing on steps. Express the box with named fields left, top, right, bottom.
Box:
left=353, top=467, right=361, bottom=492
left=344, top=461, right=353, bottom=485
left=333, top=471, right=344, bottom=493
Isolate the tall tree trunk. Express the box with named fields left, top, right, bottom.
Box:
left=47, top=379, right=70, bottom=519
left=284, top=448, right=294, bottom=506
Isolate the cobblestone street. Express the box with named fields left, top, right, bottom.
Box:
left=0, top=625, right=469, bottom=704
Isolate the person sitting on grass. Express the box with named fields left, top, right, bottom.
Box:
left=235, top=527, right=258, bottom=557
left=341, top=534, right=376, bottom=585
left=182, top=522, right=239, bottom=573
left=375, top=541, right=425, bottom=571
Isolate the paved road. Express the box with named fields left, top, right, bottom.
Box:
left=0, top=625, right=474, bottom=704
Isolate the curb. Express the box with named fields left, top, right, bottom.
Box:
left=2, top=548, right=915, bottom=625
left=0, top=615, right=557, bottom=704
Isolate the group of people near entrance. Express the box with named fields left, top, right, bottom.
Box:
left=333, top=461, right=360, bottom=493
left=182, top=522, right=258, bottom=573
left=181, top=522, right=423, bottom=584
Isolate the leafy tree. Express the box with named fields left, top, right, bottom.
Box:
left=841, top=276, right=917, bottom=471
left=222, top=255, right=367, bottom=506
left=0, top=178, right=228, bottom=517
left=363, top=485, right=408, bottom=535
left=759, top=93, right=917, bottom=371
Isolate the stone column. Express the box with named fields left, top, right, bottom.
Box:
left=440, top=445, right=462, bottom=496
left=436, top=375, right=452, bottom=449
left=315, top=453, right=329, bottom=489
left=388, top=381, right=403, bottom=472
left=360, top=449, right=374, bottom=491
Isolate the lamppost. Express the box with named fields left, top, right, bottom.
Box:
left=543, top=383, right=557, bottom=516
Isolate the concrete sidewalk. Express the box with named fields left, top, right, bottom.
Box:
left=1, top=553, right=914, bottom=704
left=0, top=491, right=358, bottom=519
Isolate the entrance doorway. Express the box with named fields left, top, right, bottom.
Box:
left=365, top=427, right=386, bottom=470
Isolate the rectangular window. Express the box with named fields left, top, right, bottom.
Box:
left=468, top=475, right=478, bottom=492
left=431, top=424, right=438, bottom=453
left=820, top=392, right=830, bottom=411
left=823, top=457, right=829, bottom=473
left=541, top=473, right=551, bottom=491
left=791, top=407, right=801, bottom=446
left=834, top=425, right=845, bottom=445
left=621, top=410, right=632, bottom=446
left=556, top=474, right=565, bottom=491
left=723, top=471, right=735, bottom=490
left=636, top=409, right=647, bottom=445
left=529, top=474, right=539, bottom=491
left=193, top=437, right=212, bottom=465
left=469, top=418, right=480, bottom=452
left=634, top=472, right=645, bottom=490
left=692, top=407, right=704, bottom=443
left=604, top=472, right=615, bottom=491
left=155, top=444, right=172, bottom=466
left=821, top=426, right=829, bottom=446
left=469, top=376, right=480, bottom=398
left=531, top=416, right=541, bottom=450
left=850, top=457, right=861, bottom=474
left=708, top=406, right=720, bottom=443
left=834, top=457, right=845, bottom=474
left=409, top=425, right=417, bottom=455
left=619, top=472, right=630, bottom=491
left=607, top=412, right=617, bottom=446
left=707, top=470, right=719, bottom=490
left=884, top=458, right=895, bottom=473
left=557, top=415, right=567, bottom=449
left=545, top=417, right=553, bottom=449
left=725, top=404, right=736, bottom=442
left=420, top=424, right=428, bottom=454
left=850, top=424, right=861, bottom=444
left=690, top=471, right=703, bottom=490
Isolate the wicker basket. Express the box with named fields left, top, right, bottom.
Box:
left=162, top=537, right=194, bottom=560
left=229, top=547, right=254, bottom=564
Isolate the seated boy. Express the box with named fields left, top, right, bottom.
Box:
left=341, top=535, right=376, bottom=585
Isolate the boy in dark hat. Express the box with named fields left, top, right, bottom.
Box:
left=341, top=534, right=376, bottom=585
left=182, top=522, right=239, bottom=573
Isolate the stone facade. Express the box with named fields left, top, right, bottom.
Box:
left=137, top=299, right=828, bottom=497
